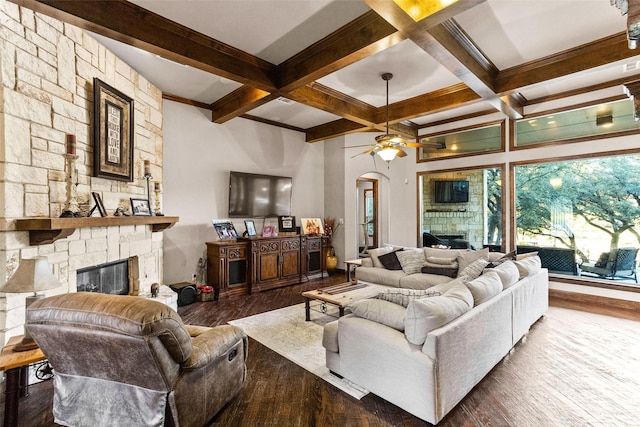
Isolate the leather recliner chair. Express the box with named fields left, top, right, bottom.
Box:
left=26, top=292, right=247, bottom=427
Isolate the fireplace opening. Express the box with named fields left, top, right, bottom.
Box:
left=77, top=259, right=129, bottom=295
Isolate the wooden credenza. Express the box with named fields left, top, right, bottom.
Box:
left=206, top=235, right=328, bottom=298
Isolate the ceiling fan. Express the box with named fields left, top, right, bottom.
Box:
left=347, top=73, right=446, bottom=162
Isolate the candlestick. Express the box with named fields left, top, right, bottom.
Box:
left=60, top=153, right=80, bottom=217
left=65, top=134, right=76, bottom=155
left=144, top=160, right=151, bottom=176
left=154, top=182, right=163, bottom=216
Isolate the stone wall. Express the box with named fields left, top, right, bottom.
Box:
left=0, top=2, right=164, bottom=345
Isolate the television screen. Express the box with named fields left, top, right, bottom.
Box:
left=228, top=171, right=292, bottom=217
left=434, top=180, right=469, bottom=203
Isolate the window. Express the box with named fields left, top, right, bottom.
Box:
left=418, top=121, right=504, bottom=161
left=514, top=154, right=640, bottom=286
left=514, top=99, right=640, bottom=147
left=419, top=167, right=503, bottom=250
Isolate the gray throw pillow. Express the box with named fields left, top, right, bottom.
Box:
left=376, top=289, right=441, bottom=307
left=349, top=299, right=406, bottom=331
left=396, top=249, right=426, bottom=275
left=457, top=258, right=490, bottom=281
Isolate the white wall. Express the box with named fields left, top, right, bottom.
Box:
left=162, top=101, right=325, bottom=284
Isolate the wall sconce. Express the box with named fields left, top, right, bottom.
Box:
left=596, top=114, right=614, bottom=127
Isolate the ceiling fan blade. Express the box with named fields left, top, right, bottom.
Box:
left=343, top=144, right=377, bottom=149
left=351, top=148, right=374, bottom=158
left=396, top=148, right=408, bottom=158
left=403, top=142, right=424, bottom=148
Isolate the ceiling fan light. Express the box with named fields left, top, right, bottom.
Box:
left=377, top=147, right=399, bottom=162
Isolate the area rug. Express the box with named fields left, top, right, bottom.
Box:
left=229, top=303, right=369, bottom=399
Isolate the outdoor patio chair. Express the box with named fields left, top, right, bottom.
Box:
left=579, top=247, right=638, bottom=282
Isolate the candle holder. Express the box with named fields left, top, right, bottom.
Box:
left=60, top=153, right=80, bottom=218
left=154, top=183, right=163, bottom=216
left=144, top=172, right=153, bottom=216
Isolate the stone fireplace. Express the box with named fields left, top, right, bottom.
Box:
left=0, top=5, right=168, bottom=346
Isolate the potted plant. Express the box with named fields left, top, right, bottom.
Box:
left=323, top=217, right=340, bottom=273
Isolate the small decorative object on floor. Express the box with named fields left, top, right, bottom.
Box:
left=150, top=282, right=159, bottom=298
left=197, top=285, right=215, bottom=301
left=324, top=217, right=341, bottom=274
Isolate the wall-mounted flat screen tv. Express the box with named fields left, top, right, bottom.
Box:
left=434, top=180, right=469, bottom=203
left=228, top=171, right=292, bottom=218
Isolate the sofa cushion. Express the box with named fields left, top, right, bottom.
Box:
left=376, top=288, right=441, bottom=307
left=421, top=265, right=458, bottom=278
left=404, top=281, right=474, bottom=345
left=349, top=298, right=406, bottom=331
left=368, top=246, right=395, bottom=268
left=514, top=255, right=542, bottom=279
left=486, top=250, right=517, bottom=268
left=378, top=250, right=403, bottom=270
left=355, top=267, right=405, bottom=287
left=464, top=271, right=504, bottom=306
left=423, top=247, right=469, bottom=261
left=398, top=273, right=453, bottom=290
left=457, top=258, right=490, bottom=282
left=456, top=247, right=490, bottom=272
left=396, top=249, right=426, bottom=275
left=485, top=260, right=520, bottom=289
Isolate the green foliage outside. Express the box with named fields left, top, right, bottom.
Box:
left=515, top=155, right=640, bottom=262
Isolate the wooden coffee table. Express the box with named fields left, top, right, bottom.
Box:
left=302, top=281, right=384, bottom=321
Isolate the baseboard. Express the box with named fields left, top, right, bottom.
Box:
left=549, top=289, right=640, bottom=320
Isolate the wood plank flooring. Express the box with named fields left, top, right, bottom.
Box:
left=3, top=273, right=640, bottom=426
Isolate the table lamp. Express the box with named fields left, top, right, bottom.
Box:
left=0, top=256, right=61, bottom=351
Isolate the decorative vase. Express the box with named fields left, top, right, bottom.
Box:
left=326, top=246, right=338, bottom=274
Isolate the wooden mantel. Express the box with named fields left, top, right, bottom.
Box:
left=14, top=216, right=179, bottom=245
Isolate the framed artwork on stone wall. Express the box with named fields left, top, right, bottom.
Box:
left=93, top=78, right=134, bottom=181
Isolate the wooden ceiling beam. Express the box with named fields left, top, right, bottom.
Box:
left=496, top=32, right=637, bottom=94
left=364, top=0, right=523, bottom=119
left=210, top=87, right=276, bottom=124
left=305, top=119, right=371, bottom=143
left=11, top=0, right=278, bottom=91
left=277, top=11, right=405, bottom=91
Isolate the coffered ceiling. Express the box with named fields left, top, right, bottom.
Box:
left=11, top=0, right=640, bottom=143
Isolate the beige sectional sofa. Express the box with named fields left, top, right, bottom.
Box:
left=322, top=246, right=548, bottom=424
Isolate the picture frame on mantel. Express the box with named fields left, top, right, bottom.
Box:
left=93, top=78, right=134, bottom=182
left=130, top=198, right=151, bottom=216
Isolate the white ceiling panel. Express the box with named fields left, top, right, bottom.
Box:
left=128, top=0, right=370, bottom=64
left=249, top=100, right=342, bottom=129
left=317, top=39, right=461, bottom=107
left=456, top=0, right=627, bottom=70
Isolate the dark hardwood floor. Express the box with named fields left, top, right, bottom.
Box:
left=4, top=273, right=640, bottom=426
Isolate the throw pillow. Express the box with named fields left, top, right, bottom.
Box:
left=456, top=247, right=490, bottom=272
left=465, top=271, right=503, bottom=306
left=423, top=247, right=467, bottom=261
left=426, top=256, right=456, bottom=265
left=404, top=282, right=474, bottom=345
left=348, top=298, right=406, bottom=331
left=376, top=289, right=441, bottom=307
left=421, top=265, right=458, bottom=278
left=396, top=249, right=426, bottom=275
left=485, top=260, right=520, bottom=289
left=368, top=246, right=394, bottom=268
left=516, top=251, right=538, bottom=260
left=378, top=250, right=403, bottom=270
left=514, top=255, right=542, bottom=279
left=457, top=258, right=490, bottom=281
left=486, top=250, right=517, bottom=268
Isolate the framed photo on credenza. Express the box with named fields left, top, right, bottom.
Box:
left=278, top=216, right=296, bottom=233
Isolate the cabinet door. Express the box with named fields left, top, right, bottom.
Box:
left=281, top=238, right=301, bottom=278
left=257, top=240, right=280, bottom=282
